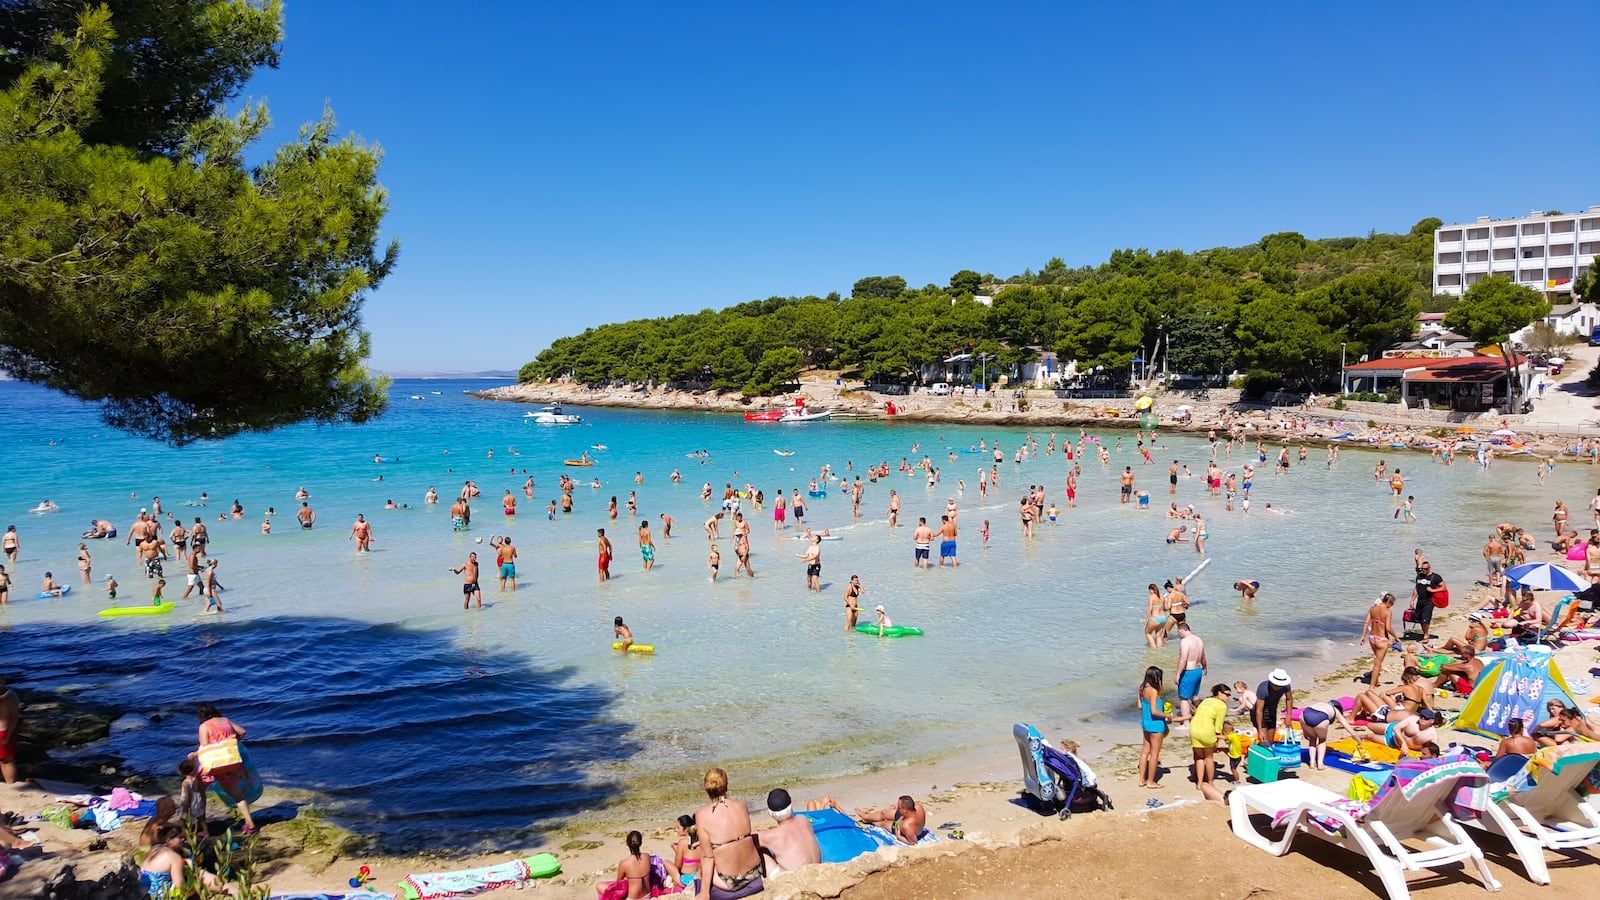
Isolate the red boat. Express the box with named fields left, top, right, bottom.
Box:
left=743, top=408, right=784, bottom=422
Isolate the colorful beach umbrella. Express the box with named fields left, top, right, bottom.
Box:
left=1503, top=562, right=1588, bottom=592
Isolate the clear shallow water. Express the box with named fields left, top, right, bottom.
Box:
left=0, top=380, right=1585, bottom=849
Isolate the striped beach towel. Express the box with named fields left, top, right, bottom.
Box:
left=399, top=858, right=533, bottom=900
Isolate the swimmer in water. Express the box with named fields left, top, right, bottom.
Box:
left=613, top=616, right=633, bottom=650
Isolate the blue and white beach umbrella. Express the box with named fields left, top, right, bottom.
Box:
left=1504, top=562, right=1588, bottom=592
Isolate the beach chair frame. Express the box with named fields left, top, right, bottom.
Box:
left=1229, top=775, right=1502, bottom=900
left=1467, top=750, right=1600, bottom=885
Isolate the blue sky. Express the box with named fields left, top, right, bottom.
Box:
left=244, top=1, right=1600, bottom=371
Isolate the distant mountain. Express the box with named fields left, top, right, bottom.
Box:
left=383, top=369, right=518, bottom=379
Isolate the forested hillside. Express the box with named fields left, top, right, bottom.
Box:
left=521, top=219, right=1444, bottom=394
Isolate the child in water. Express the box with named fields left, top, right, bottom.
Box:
left=105, top=575, right=118, bottom=600
left=151, top=579, right=166, bottom=605
left=981, top=520, right=991, bottom=546
left=613, top=616, right=633, bottom=651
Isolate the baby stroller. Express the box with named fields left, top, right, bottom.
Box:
left=1014, top=723, right=1113, bottom=819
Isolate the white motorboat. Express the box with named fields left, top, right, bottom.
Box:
left=524, top=405, right=583, bottom=425
left=778, top=407, right=831, bottom=423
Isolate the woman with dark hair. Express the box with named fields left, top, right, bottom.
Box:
left=672, top=813, right=701, bottom=891
left=1137, top=666, right=1169, bottom=788
left=607, top=830, right=653, bottom=900
left=188, top=703, right=257, bottom=834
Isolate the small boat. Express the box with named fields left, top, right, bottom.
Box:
left=430, top=391, right=443, bottom=395
left=591, top=444, right=608, bottom=451
left=779, top=407, right=831, bottom=423
left=525, top=405, right=583, bottom=424
left=409, top=394, right=424, bottom=400
left=564, top=459, right=594, bottom=467
left=774, top=449, right=794, bottom=457
left=743, top=408, right=784, bottom=422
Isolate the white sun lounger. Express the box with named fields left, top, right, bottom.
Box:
left=1229, top=763, right=1500, bottom=900
left=1465, top=746, right=1600, bottom=885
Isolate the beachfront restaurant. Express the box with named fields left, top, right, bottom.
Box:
left=1340, top=354, right=1529, bottom=413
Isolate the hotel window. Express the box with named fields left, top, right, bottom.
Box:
left=1493, top=225, right=1516, bottom=238
left=1466, top=250, right=1489, bottom=262
left=1522, top=222, right=1545, bottom=236
left=1551, top=219, right=1575, bottom=233
left=1438, top=229, right=1462, bottom=241
left=1467, top=227, right=1489, bottom=240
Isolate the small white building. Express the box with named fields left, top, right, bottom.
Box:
left=1434, top=206, right=1599, bottom=296
left=1510, top=301, right=1600, bottom=344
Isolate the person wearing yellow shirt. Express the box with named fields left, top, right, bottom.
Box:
left=1188, top=684, right=1232, bottom=802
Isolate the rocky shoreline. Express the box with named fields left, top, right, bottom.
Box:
left=477, top=378, right=1579, bottom=459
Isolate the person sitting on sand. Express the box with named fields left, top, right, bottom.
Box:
left=694, top=767, right=765, bottom=900
left=1354, top=665, right=1430, bottom=722
left=141, top=824, right=230, bottom=898
left=601, top=830, right=669, bottom=900
left=1493, top=718, right=1537, bottom=759
left=1535, top=707, right=1600, bottom=747
left=855, top=795, right=927, bottom=846
left=671, top=814, right=701, bottom=892
left=1439, top=611, right=1491, bottom=656
left=613, top=617, right=633, bottom=651
left=758, top=788, right=820, bottom=874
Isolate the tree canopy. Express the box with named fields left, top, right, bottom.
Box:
left=0, top=2, right=396, bottom=443
left=523, top=218, right=1447, bottom=392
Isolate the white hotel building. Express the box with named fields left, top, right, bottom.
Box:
left=1433, top=207, right=1600, bottom=296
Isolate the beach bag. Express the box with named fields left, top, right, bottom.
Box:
left=1432, top=587, right=1450, bottom=609
left=197, top=736, right=242, bottom=773
left=1402, top=608, right=1414, bottom=623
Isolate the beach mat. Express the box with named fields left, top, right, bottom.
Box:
left=1324, top=748, right=1393, bottom=776
left=399, top=854, right=558, bottom=900
left=798, top=808, right=891, bottom=863
left=1326, top=738, right=1401, bottom=765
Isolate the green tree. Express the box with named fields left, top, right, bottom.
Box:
left=947, top=269, right=982, bottom=297
left=1233, top=289, right=1339, bottom=384
left=1574, top=256, right=1599, bottom=303
left=0, top=5, right=396, bottom=444
left=851, top=275, right=907, bottom=299
left=744, top=346, right=804, bottom=396
left=1443, top=276, right=1549, bottom=411
left=0, top=0, right=284, bottom=153
left=1310, top=270, right=1422, bottom=360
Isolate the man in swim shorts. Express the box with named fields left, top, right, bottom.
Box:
left=912, top=518, right=932, bottom=569
left=297, top=502, right=315, bottom=529
left=1119, top=467, right=1134, bottom=503
left=938, top=515, right=958, bottom=568
left=452, top=552, right=481, bottom=609
left=799, top=534, right=822, bottom=592
left=855, top=795, right=927, bottom=846
left=638, top=520, right=655, bottom=571
left=496, top=536, right=517, bottom=592
left=1174, top=622, right=1206, bottom=720
left=596, top=529, right=612, bottom=584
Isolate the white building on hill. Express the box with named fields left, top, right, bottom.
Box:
left=1434, top=207, right=1599, bottom=296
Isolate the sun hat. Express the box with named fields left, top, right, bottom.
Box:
left=875, top=604, right=885, bottom=612
left=1268, top=668, right=1292, bottom=688
left=1419, top=708, right=1438, bottom=720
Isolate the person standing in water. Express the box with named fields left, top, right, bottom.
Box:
left=496, top=537, right=517, bottom=592
left=597, top=528, right=613, bottom=583
left=843, top=575, right=862, bottom=630
left=348, top=514, right=372, bottom=553
left=452, top=551, right=481, bottom=609
left=638, top=520, right=656, bottom=571
left=938, top=515, right=958, bottom=568
left=798, top=534, right=822, bottom=592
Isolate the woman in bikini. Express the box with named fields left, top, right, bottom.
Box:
left=693, top=767, right=764, bottom=900
left=1143, top=584, right=1169, bottom=649
left=672, top=814, right=701, bottom=893
left=1354, top=666, right=1430, bottom=723
left=607, top=830, right=657, bottom=899
left=1361, top=593, right=1397, bottom=688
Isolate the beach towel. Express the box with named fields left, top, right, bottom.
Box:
left=1325, top=738, right=1401, bottom=765
left=399, top=855, right=556, bottom=900
left=863, top=824, right=940, bottom=847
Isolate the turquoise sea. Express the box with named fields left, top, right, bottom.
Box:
left=0, top=379, right=1582, bottom=849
